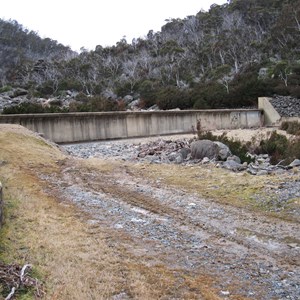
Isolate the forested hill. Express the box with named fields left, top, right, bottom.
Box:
left=1, top=0, right=300, bottom=111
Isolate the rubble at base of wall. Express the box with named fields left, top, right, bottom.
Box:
left=270, top=95, right=300, bottom=117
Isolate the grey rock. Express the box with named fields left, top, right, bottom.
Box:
left=213, top=141, right=232, bottom=160
left=289, top=159, right=300, bottom=167
left=128, top=99, right=140, bottom=109
left=175, top=153, right=184, bottom=164
left=222, top=160, right=247, bottom=172
left=270, top=96, right=300, bottom=117
left=227, top=155, right=241, bottom=164
left=201, top=157, right=210, bottom=164
left=101, top=89, right=117, bottom=100
left=256, top=170, right=269, bottom=176
left=47, top=98, right=62, bottom=106
left=190, top=140, right=218, bottom=160
left=168, top=152, right=183, bottom=164
left=12, top=88, right=28, bottom=98
left=147, top=104, right=159, bottom=111
left=123, top=95, right=134, bottom=103
left=179, top=147, right=191, bottom=160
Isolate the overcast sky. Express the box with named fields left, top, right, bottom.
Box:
left=1, top=0, right=227, bottom=51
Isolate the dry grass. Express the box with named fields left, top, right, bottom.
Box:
left=0, top=125, right=224, bottom=299
left=132, top=162, right=300, bottom=219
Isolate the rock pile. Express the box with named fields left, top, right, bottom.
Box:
left=63, top=137, right=300, bottom=175
left=0, top=88, right=78, bottom=112
left=0, top=88, right=147, bottom=112
left=270, top=95, right=300, bottom=117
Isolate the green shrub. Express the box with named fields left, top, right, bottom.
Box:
left=197, top=128, right=300, bottom=165
left=280, top=121, right=300, bottom=135
left=58, top=79, right=82, bottom=92
left=74, top=92, right=89, bottom=102
left=138, top=80, right=158, bottom=108
left=258, top=131, right=300, bottom=165
left=69, top=96, right=120, bottom=112
left=0, top=85, right=12, bottom=93
left=191, top=83, right=226, bottom=109
left=156, top=86, right=193, bottom=110
left=36, top=81, right=55, bottom=97
left=2, top=102, right=68, bottom=114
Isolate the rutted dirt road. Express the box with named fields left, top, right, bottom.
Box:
left=1, top=125, right=299, bottom=299
left=44, top=139, right=300, bottom=299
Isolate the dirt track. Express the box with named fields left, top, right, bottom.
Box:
left=42, top=154, right=300, bottom=300
left=0, top=125, right=299, bottom=299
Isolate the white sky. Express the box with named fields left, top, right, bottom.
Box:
left=1, top=0, right=227, bottom=52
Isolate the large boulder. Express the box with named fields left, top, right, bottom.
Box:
left=190, top=140, right=219, bottom=160
left=213, top=141, right=232, bottom=160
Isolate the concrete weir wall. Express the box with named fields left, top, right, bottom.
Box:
left=0, top=109, right=262, bottom=143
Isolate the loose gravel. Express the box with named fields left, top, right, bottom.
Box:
left=54, top=137, right=300, bottom=299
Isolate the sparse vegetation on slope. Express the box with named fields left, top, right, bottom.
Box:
left=1, top=0, right=300, bottom=111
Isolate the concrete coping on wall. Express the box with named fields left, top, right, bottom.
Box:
left=0, top=108, right=262, bottom=119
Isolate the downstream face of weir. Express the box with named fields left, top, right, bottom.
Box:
left=0, top=109, right=262, bottom=143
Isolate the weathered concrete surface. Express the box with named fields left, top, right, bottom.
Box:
left=0, top=110, right=262, bottom=143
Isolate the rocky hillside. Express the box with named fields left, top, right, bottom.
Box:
left=1, top=0, right=300, bottom=112
left=270, top=95, right=300, bottom=117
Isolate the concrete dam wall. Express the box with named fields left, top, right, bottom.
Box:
left=0, top=109, right=262, bottom=143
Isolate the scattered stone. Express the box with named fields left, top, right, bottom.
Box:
left=220, top=290, right=230, bottom=296
left=222, top=160, right=247, bottom=172
left=256, top=170, right=269, bottom=176
left=227, top=155, right=241, bottom=164
left=63, top=136, right=300, bottom=176
left=201, top=157, right=211, bottom=164
left=270, top=95, right=300, bottom=117
left=289, top=159, right=300, bottom=167
left=123, top=95, right=134, bottom=104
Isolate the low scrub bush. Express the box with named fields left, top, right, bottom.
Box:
left=280, top=121, right=300, bottom=135
left=197, top=130, right=253, bottom=163
left=197, top=126, right=300, bottom=165
left=2, top=102, right=68, bottom=114
left=0, top=85, right=12, bottom=93
left=258, top=131, right=300, bottom=165
left=69, top=96, right=120, bottom=112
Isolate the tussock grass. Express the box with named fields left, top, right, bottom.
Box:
left=0, top=125, right=223, bottom=299
left=133, top=162, right=300, bottom=218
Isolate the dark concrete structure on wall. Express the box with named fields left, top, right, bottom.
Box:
left=0, top=109, right=262, bottom=143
